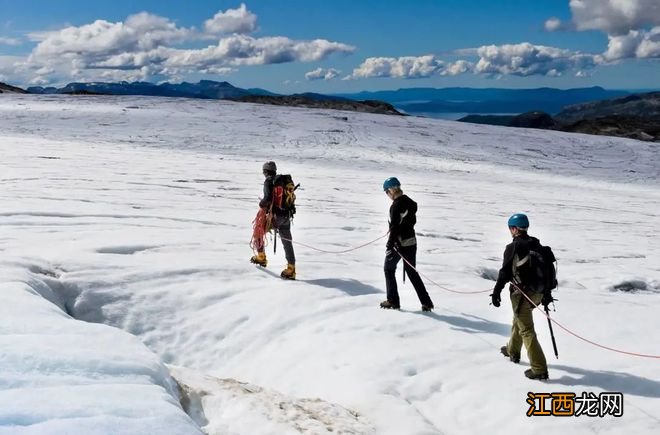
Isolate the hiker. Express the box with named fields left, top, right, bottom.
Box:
left=490, top=213, right=549, bottom=380
left=250, top=161, right=296, bottom=280
left=380, top=177, right=434, bottom=311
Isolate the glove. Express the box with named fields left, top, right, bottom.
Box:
left=490, top=292, right=501, bottom=307
left=386, top=240, right=400, bottom=251
left=542, top=292, right=554, bottom=308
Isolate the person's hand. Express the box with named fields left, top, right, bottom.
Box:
left=542, top=292, right=554, bottom=308
left=490, top=292, right=501, bottom=307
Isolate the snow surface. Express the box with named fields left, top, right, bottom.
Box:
left=1, top=94, right=659, bottom=434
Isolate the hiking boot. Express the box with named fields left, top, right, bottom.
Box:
left=524, top=368, right=549, bottom=380
left=250, top=252, right=268, bottom=267
left=380, top=300, right=400, bottom=310
left=500, top=346, right=520, bottom=363
left=280, top=264, right=296, bottom=280
left=421, top=304, right=434, bottom=312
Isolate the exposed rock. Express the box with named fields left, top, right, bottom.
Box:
left=458, top=111, right=556, bottom=129
left=0, top=82, right=27, bottom=94
left=236, top=95, right=403, bottom=115
left=556, top=92, right=660, bottom=124
left=560, top=116, right=660, bottom=142
left=509, top=111, right=556, bottom=129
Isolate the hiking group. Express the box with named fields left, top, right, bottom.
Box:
left=250, top=161, right=558, bottom=380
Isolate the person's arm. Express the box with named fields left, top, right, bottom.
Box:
left=493, top=242, right=516, bottom=294
left=259, top=178, right=273, bottom=209
left=387, top=200, right=406, bottom=249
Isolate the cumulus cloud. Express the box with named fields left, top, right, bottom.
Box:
left=349, top=55, right=445, bottom=79
left=0, top=36, right=21, bottom=46
left=440, top=60, right=473, bottom=76
left=473, top=42, right=597, bottom=77
left=569, top=0, right=660, bottom=35
left=204, top=3, right=257, bottom=35
left=32, top=13, right=190, bottom=59
left=305, top=67, right=340, bottom=80
left=604, top=26, right=660, bottom=61
left=544, top=1, right=660, bottom=61
left=18, top=8, right=354, bottom=85
left=161, top=35, right=354, bottom=69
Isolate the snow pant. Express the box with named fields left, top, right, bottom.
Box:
left=276, top=224, right=296, bottom=265
left=384, top=245, right=433, bottom=307
left=507, top=289, right=547, bottom=374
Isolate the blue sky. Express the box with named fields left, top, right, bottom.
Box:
left=0, top=0, right=658, bottom=92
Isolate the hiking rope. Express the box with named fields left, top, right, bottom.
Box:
left=278, top=232, right=389, bottom=254
left=250, top=209, right=660, bottom=358
left=249, top=208, right=272, bottom=252
left=511, top=283, right=660, bottom=359
left=258, top=221, right=660, bottom=358
left=393, top=247, right=492, bottom=294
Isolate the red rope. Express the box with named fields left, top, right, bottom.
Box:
left=269, top=224, right=660, bottom=359
left=511, top=283, right=660, bottom=359
left=278, top=232, right=389, bottom=254
left=249, top=208, right=272, bottom=252
left=394, top=247, right=491, bottom=294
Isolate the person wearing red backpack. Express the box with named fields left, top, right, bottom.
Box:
left=250, top=161, right=296, bottom=279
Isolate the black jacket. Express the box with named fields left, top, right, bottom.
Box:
left=493, top=233, right=542, bottom=294
left=387, top=194, right=418, bottom=248
left=259, top=175, right=275, bottom=209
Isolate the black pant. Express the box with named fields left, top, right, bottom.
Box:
left=384, top=245, right=433, bottom=307
left=276, top=224, right=296, bottom=265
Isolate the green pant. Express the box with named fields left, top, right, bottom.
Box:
left=507, top=289, right=547, bottom=374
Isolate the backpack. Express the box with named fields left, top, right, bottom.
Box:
left=514, top=244, right=557, bottom=295
left=272, top=174, right=298, bottom=217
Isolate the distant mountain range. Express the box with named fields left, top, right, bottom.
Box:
left=22, top=81, right=402, bottom=115
left=27, top=80, right=252, bottom=99
left=459, top=92, right=660, bottom=142
left=334, top=87, right=631, bottom=115
left=2, top=79, right=658, bottom=140
left=23, top=81, right=634, bottom=116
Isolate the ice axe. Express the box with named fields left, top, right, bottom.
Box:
left=545, top=303, right=559, bottom=359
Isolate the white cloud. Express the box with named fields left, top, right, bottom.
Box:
left=569, top=0, right=660, bottom=35
left=347, top=45, right=598, bottom=80
left=349, top=55, right=444, bottom=79
left=29, top=76, right=52, bottom=85
left=305, top=67, right=340, bottom=80
left=0, top=56, right=26, bottom=84
left=473, top=42, right=597, bottom=77
left=18, top=9, right=354, bottom=85
left=604, top=26, right=660, bottom=61
left=204, top=3, right=257, bottom=35
left=35, top=66, right=54, bottom=75
left=544, top=2, right=660, bottom=62
left=161, top=35, right=354, bottom=69
left=0, top=36, right=21, bottom=46
left=440, top=60, right=473, bottom=76
left=32, top=13, right=190, bottom=60
left=199, top=66, right=236, bottom=75
left=544, top=17, right=565, bottom=32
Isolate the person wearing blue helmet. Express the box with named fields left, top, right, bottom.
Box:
left=380, top=177, right=434, bottom=311
left=490, top=213, right=549, bottom=380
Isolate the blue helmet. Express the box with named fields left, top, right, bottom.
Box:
left=508, top=213, right=529, bottom=229
left=383, top=177, right=401, bottom=191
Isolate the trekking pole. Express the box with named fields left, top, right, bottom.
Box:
left=545, top=305, right=559, bottom=359
left=274, top=229, right=278, bottom=254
